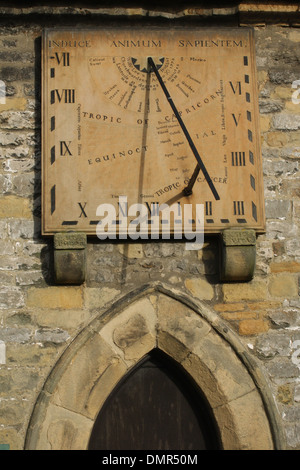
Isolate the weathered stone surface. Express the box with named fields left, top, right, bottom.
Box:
left=223, top=281, right=268, bottom=302
left=273, top=113, right=300, bottom=130
left=54, top=232, right=87, bottom=250
left=50, top=333, right=127, bottom=420
left=34, top=403, right=93, bottom=450
left=117, top=243, right=143, bottom=258
left=265, top=199, right=291, bottom=219
left=0, top=287, right=25, bottom=309
left=268, top=274, right=298, bottom=298
left=26, top=287, right=83, bottom=309
left=99, top=297, right=157, bottom=363
left=0, top=195, right=31, bottom=218
left=0, top=327, right=31, bottom=343
left=277, top=384, right=293, bottom=404
left=84, top=287, right=120, bottom=310
left=184, top=278, right=214, bottom=300
left=54, top=249, right=86, bottom=285
left=34, top=328, right=70, bottom=345
left=239, top=318, right=269, bottom=335
left=270, top=261, right=300, bottom=273
left=0, top=11, right=299, bottom=450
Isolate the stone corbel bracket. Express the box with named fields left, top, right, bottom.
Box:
left=54, top=232, right=87, bottom=284
left=219, top=228, right=256, bottom=282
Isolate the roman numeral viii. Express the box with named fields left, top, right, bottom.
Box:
left=51, top=89, right=76, bottom=104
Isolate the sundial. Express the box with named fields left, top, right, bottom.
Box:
left=42, top=27, right=265, bottom=238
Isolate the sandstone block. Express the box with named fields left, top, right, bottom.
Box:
left=266, top=131, right=289, bottom=147
left=222, top=281, right=267, bottom=302
left=84, top=287, right=120, bottom=310
left=221, top=311, right=257, bottom=321
left=184, top=278, right=214, bottom=300
left=0, top=97, right=27, bottom=111
left=27, top=286, right=83, bottom=309
left=239, top=319, right=269, bottom=336
left=268, top=274, right=298, bottom=298
left=270, top=261, right=300, bottom=273
left=99, top=297, right=157, bottom=363
left=260, top=115, right=271, bottom=132
left=117, top=243, right=143, bottom=258
left=214, top=303, right=245, bottom=312
left=50, top=333, right=127, bottom=420
left=0, top=195, right=31, bottom=219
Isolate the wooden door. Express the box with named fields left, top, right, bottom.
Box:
left=88, top=351, right=220, bottom=450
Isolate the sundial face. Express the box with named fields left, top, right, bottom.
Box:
left=41, top=27, right=265, bottom=237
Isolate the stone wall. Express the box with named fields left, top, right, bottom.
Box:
left=0, top=3, right=299, bottom=450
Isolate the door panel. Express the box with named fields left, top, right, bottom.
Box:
left=88, top=351, right=220, bottom=450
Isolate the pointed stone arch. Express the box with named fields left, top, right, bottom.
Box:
left=25, top=283, right=285, bottom=450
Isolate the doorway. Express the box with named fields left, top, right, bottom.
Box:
left=25, top=286, right=280, bottom=450
left=88, top=350, right=221, bottom=450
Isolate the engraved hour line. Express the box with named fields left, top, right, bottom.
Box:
left=252, top=202, right=257, bottom=221
left=243, top=55, right=254, bottom=207
left=230, top=59, right=253, bottom=210
left=205, top=201, right=212, bottom=216
left=62, top=221, right=78, bottom=226
left=50, top=52, right=70, bottom=78
left=51, top=146, right=55, bottom=164
left=50, top=185, right=55, bottom=214
left=243, top=56, right=253, bottom=145
left=50, top=141, right=72, bottom=163
left=50, top=52, right=70, bottom=66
